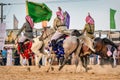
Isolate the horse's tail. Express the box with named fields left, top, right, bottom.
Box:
left=102, top=38, right=118, bottom=49
left=72, top=38, right=80, bottom=55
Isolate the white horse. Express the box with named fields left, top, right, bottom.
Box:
left=58, top=30, right=95, bottom=72
left=31, top=26, right=71, bottom=71
left=31, top=27, right=56, bottom=69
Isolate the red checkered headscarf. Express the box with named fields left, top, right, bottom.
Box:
left=25, top=15, right=34, bottom=28
left=85, top=15, right=94, bottom=25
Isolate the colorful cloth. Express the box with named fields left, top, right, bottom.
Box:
left=51, top=31, right=63, bottom=40
left=64, top=11, right=70, bottom=29
left=25, top=15, right=34, bottom=28
left=57, top=40, right=64, bottom=58
left=56, top=11, right=64, bottom=22
left=85, top=15, right=94, bottom=25
left=1, top=49, right=7, bottom=58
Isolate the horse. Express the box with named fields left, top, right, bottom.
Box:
left=31, top=28, right=94, bottom=72
left=31, top=27, right=61, bottom=71
left=94, top=37, right=118, bottom=67
left=58, top=30, right=95, bottom=72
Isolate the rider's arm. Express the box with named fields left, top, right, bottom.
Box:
left=82, top=24, right=87, bottom=34
left=53, top=18, right=57, bottom=30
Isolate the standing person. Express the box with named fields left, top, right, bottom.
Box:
left=6, top=47, right=13, bottom=66
left=82, top=12, right=95, bottom=39
left=1, top=47, right=7, bottom=65
left=0, top=50, right=3, bottom=65
left=16, top=15, right=34, bottom=53
left=13, top=50, right=20, bottom=65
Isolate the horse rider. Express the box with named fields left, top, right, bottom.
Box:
left=53, top=7, right=65, bottom=30
left=82, top=12, right=95, bottom=39
left=16, top=15, right=34, bottom=53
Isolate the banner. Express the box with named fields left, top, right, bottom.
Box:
left=65, top=11, right=70, bottom=29
left=26, top=1, right=52, bottom=23
left=0, top=23, right=6, bottom=50
left=110, top=8, right=116, bottom=29
left=13, top=15, right=19, bottom=29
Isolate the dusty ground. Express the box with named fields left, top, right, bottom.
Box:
left=0, top=65, right=120, bottom=80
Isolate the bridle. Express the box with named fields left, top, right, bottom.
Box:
left=41, top=29, right=55, bottom=40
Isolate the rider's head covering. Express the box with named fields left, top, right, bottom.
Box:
left=85, top=13, right=94, bottom=25
left=56, top=11, right=61, bottom=16
left=25, top=15, right=34, bottom=28
left=56, top=7, right=64, bottom=21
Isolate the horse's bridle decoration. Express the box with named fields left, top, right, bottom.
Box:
left=41, top=29, right=55, bottom=41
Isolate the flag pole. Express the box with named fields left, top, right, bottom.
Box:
left=26, top=0, right=28, bottom=15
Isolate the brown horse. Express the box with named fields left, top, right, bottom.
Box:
left=94, top=37, right=118, bottom=67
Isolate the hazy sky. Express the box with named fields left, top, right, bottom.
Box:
left=0, top=0, right=120, bottom=30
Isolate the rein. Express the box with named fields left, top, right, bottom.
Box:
left=42, top=30, right=55, bottom=40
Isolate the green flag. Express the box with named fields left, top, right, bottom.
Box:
left=26, top=1, right=52, bottom=23
left=110, top=8, right=116, bottom=29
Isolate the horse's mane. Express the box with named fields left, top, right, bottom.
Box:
left=71, top=29, right=82, bottom=37
left=102, top=38, right=118, bottom=49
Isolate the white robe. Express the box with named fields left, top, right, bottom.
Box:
left=7, top=49, right=13, bottom=66
left=51, top=31, right=63, bottom=40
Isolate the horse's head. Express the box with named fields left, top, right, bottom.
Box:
left=93, top=37, right=109, bottom=56
left=93, top=37, right=102, bottom=51
left=41, top=27, right=55, bottom=40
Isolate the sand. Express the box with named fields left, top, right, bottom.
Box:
left=0, top=64, right=120, bottom=80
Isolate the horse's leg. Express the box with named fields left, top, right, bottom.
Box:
left=37, top=53, right=43, bottom=68
left=111, top=50, right=117, bottom=68
left=20, top=54, right=25, bottom=66
left=59, top=57, right=64, bottom=66
left=31, top=56, right=35, bottom=65
left=59, top=56, right=69, bottom=71
left=26, top=58, right=31, bottom=72
left=100, top=57, right=104, bottom=67
left=74, top=55, right=80, bottom=73
left=34, top=50, right=43, bottom=68
left=46, top=53, right=56, bottom=72
left=35, top=54, right=38, bottom=66
left=80, top=55, right=88, bottom=72
left=26, top=58, right=29, bottom=66
left=97, top=55, right=101, bottom=65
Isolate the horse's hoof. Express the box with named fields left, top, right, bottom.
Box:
left=27, top=67, right=30, bottom=72
left=112, top=65, right=117, bottom=68
left=51, top=67, right=54, bottom=71
left=59, top=66, right=63, bottom=71
left=38, top=65, right=41, bottom=68
left=46, top=70, right=49, bottom=73
left=87, top=67, right=92, bottom=70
